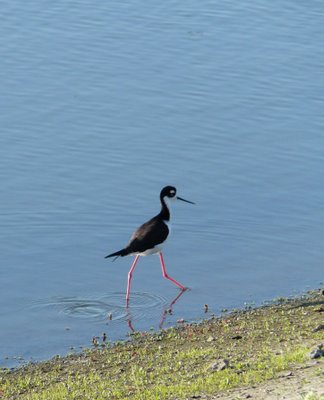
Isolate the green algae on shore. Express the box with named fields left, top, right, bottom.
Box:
left=1, top=291, right=324, bottom=399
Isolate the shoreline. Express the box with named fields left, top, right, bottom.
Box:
left=1, top=290, right=324, bottom=399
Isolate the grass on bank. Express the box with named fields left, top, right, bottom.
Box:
left=304, top=393, right=324, bottom=400
left=1, top=291, right=324, bottom=399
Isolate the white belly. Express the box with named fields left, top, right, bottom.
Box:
left=138, top=242, right=165, bottom=256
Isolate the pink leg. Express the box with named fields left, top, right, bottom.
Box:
left=126, top=255, right=140, bottom=306
left=159, top=252, right=186, bottom=290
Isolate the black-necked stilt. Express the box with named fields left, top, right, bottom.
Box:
left=105, top=186, right=194, bottom=305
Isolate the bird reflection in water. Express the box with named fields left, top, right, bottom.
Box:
left=127, top=288, right=187, bottom=332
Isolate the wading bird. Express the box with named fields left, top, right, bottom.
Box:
left=105, top=186, right=194, bottom=305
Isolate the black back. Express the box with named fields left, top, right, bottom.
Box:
left=125, top=215, right=169, bottom=254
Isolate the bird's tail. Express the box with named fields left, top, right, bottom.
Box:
left=105, top=248, right=128, bottom=259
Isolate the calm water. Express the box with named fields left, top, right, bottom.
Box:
left=1, top=0, right=323, bottom=367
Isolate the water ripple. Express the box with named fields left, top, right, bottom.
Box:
left=31, top=292, right=168, bottom=323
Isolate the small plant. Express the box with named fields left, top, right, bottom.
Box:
left=304, top=392, right=324, bottom=400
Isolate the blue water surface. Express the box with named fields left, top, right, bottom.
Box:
left=0, top=0, right=323, bottom=367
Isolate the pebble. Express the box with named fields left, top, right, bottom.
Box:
left=279, top=371, right=293, bottom=378
left=208, top=359, right=229, bottom=372
left=313, top=324, right=324, bottom=332
left=309, top=344, right=324, bottom=359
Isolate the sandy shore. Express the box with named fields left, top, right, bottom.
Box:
left=1, top=290, right=324, bottom=399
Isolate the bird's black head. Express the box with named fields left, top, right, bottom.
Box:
left=160, top=186, right=177, bottom=199
left=160, top=186, right=195, bottom=204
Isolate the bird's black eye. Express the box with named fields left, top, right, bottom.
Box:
left=169, top=190, right=176, bottom=197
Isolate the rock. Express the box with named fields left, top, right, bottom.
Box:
left=231, top=335, right=243, bottom=340
left=313, top=324, right=324, bottom=332
left=207, top=336, right=215, bottom=342
left=208, top=359, right=229, bottom=372
left=309, top=344, right=324, bottom=359
left=279, top=371, right=293, bottom=378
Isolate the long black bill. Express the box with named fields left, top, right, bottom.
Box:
left=176, top=196, right=195, bottom=204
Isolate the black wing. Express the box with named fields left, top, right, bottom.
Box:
left=125, top=216, right=169, bottom=254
